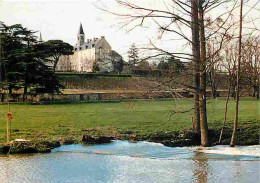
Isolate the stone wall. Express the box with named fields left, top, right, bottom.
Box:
left=0, top=91, right=179, bottom=103
left=56, top=55, right=71, bottom=71
left=71, top=48, right=95, bottom=72
left=0, top=90, right=248, bottom=103
left=56, top=37, right=114, bottom=73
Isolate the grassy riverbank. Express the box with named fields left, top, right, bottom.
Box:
left=0, top=98, right=258, bottom=145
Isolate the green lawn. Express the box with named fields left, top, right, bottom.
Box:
left=0, top=98, right=258, bottom=143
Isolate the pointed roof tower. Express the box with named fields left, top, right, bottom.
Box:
left=39, top=32, right=42, bottom=42
left=77, top=23, right=85, bottom=47
left=78, top=23, right=84, bottom=34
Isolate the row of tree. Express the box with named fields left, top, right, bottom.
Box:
left=127, top=37, right=259, bottom=99
left=128, top=43, right=186, bottom=74
left=103, top=0, right=259, bottom=147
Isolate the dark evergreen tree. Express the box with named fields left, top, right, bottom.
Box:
left=39, top=40, right=73, bottom=72
left=0, top=22, right=63, bottom=99
left=157, top=57, right=185, bottom=75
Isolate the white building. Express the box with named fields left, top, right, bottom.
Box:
left=56, top=23, right=117, bottom=73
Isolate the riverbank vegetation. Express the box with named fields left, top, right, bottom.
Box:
left=0, top=99, right=258, bottom=147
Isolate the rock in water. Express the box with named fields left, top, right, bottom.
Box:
left=129, top=135, right=137, bottom=141
left=82, top=134, right=114, bottom=144
left=0, top=145, right=10, bottom=154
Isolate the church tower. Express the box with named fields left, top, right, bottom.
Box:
left=77, top=23, right=85, bottom=47
left=39, top=32, right=43, bottom=42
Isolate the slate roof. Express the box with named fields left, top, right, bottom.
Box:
left=111, top=50, right=122, bottom=58
left=78, top=23, right=84, bottom=34
left=74, top=38, right=102, bottom=50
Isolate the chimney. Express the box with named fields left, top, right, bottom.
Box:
left=101, top=36, right=105, bottom=39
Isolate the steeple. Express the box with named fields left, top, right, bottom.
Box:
left=78, top=23, right=84, bottom=34
left=77, top=23, right=85, bottom=47
left=39, top=32, right=42, bottom=42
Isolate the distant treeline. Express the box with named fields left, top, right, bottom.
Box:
left=56, top=72, right=132, bottom=78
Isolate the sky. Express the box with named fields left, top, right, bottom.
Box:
left=0, top=0, right=164, bottom=60
left=0, top=0, right=259, bottom=61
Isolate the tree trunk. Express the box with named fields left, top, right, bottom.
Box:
left=23, top=71, right=28, bottom=102
left=1, top=93, right=4, bottom=102
left=8, top=86, right=12, bottom=95
left=191, top=0, right=201, bottom=134
left=209, top=70, right=217, bottom=98
left=198, top=3, right=209, bottom=147
left=231, top=84, right=236, bottom=99
left=230, top=0, right=243, bottom=147
left=0, top=36, right=2, bottom=82
left=23, top=85, right=27, bottom=102
left=254, top=86, right=259, bottom=99
left=53, top=56, right=60, bottom=73
left=53, top=61, right=57, bottom=73
left=218, top=84, right=231, bottom=143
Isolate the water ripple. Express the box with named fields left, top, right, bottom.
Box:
left=0, top=141, right=259, bottom=183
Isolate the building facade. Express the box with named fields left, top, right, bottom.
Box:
left=56, top=24, right=118, bottom=73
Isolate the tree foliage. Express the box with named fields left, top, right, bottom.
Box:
left=39, top=40, right=73, bottom=72
left=128, top=43, right=139, bottom=71
left=0, top=22, right=63, bottom=96
left=157, top=57, right=185, bottom=75
left=137, top=60, right=150, bottom=70
left=92, top=62, right=100, bottom=73
left=112, top=50, right=124, bottom=73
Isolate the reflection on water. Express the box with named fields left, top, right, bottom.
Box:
left=0, top=141, right=259, bottom=183
left=192, top=152, right=209, bottom=183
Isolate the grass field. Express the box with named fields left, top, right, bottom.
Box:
left=0, top=98, right=258, bottom=143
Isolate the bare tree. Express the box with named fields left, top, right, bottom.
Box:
left=97, top=0, right=254, bottom=146
left=191, top=0, right=201, bottom=134
left=198, top=1, right=210, bottom=147
left=242, top=36, right=260, bottom=99
left=230, top=0, right=243, bottom=147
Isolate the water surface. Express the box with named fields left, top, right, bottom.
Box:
left=0, top=141, right=259, bottom=183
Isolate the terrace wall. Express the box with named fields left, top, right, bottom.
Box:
left=0, top=90, right=251, bottom=103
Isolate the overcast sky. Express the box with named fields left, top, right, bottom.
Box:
left=1, top=0, right=259, bottom=60
left=1, top=0, right=161, bottom=59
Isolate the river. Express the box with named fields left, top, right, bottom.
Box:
left=0, top=141, right=259, bottom=183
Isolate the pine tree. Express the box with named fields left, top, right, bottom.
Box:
left=128, top=43, right=139, bottom=72
left=0, top=22, right=63, bottom=97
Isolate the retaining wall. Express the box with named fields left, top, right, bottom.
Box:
left=0, top=90, right=251, bottom=102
